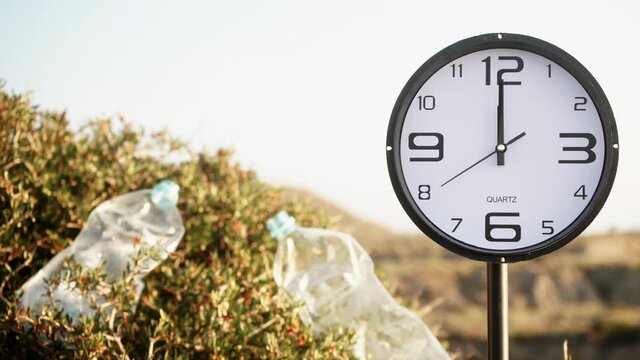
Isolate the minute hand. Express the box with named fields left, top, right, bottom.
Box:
left=441, top=131, right=526, bottom=187
left=497, top=79, right=505, bottom=165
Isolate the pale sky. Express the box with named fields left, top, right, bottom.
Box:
left=1, top=1, right=638, bottom=234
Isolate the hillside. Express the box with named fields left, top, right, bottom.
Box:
left=284, top=187, right=640, bottom=359
left=1, top=85, right=637, bottom=359
left=0, top=89, right=356, bottom=359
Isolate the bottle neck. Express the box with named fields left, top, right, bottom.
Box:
left=275, top=224, right=297, bottom=241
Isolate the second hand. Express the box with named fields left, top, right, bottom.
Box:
left=441, top=132, right=526, bottom=187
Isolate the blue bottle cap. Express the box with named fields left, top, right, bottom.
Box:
left=266, top=211, right=296, bottom=239
left=151, top=180, right=180, bottom=209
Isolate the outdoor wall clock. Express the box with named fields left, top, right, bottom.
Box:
left=386, top=33, right=619, bottom=263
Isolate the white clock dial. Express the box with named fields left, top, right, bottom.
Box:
left=401, top=48, right=603, bottom=250
left=388, top=34, right=618, bottom=261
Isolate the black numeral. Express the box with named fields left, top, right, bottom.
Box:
left=417, top=95, right=436, bottom=110
left=542, top=220, right=554, bottom=235
left=409, top=133, right=444, bottom=162
left=451, top=64, right=462, bottom=78
left=547, top=64, right=552, bottom=78
left=559, top=133, right=596, bottom=164
left=482, top=56, right=524, bottom=85
left=418, top=185, right=431, bottom=200
left=485, top=212, right=521, bottom=242
left=574, top=185, right=588, bottom=200
left=574, top=97, right=587, bottom=111
left=451, top=218, right=462, bottom=232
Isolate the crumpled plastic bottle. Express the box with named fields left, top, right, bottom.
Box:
left=266, top=211, right=449, bottom=360
left=19, top=180, right=185, bottom=323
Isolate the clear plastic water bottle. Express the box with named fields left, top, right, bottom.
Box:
left=267, top=211, right=449, bottom=360
left=19, top=180, right=185, bottom=323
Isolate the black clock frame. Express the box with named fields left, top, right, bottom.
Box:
left=386, top=33, right=619, bottom=263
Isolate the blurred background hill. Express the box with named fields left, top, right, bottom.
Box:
left=285, top=188, right=640, bottom=359
left=1, top=85, right=638, bottom=358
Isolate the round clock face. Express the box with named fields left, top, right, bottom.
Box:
left=386, top=33, right=618, bottom=262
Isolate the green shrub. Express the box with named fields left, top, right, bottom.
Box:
left=0, top=87, right=355, bottom=359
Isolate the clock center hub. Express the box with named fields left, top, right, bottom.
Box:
left=496, top=144, right=507, bottom=153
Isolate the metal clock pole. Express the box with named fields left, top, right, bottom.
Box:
left=487, top=262, right=509, bottom=360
